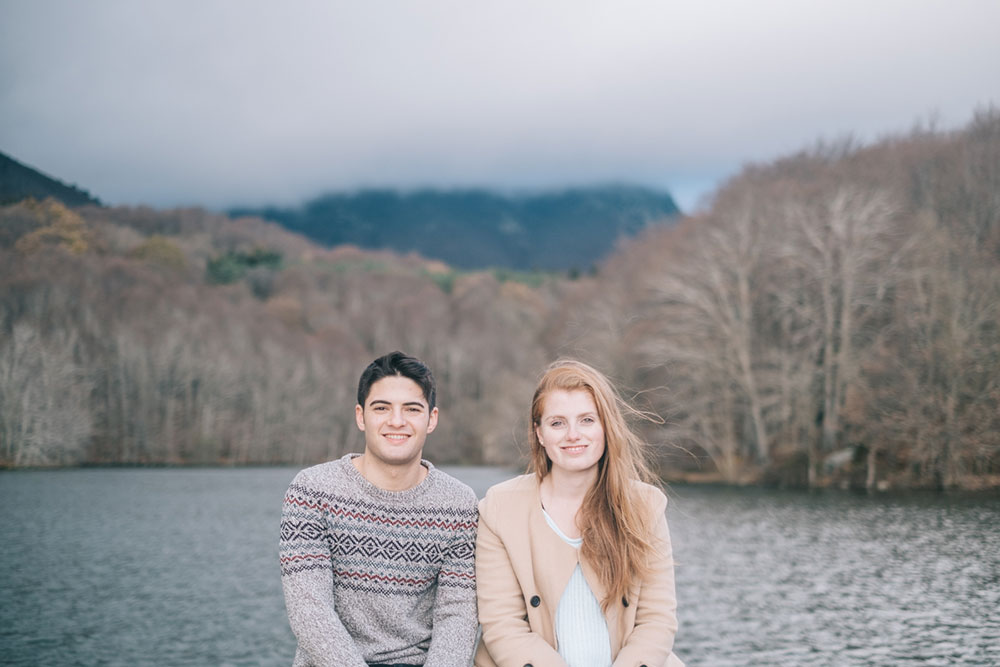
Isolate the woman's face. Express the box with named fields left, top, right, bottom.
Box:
left=536, top=388, right=606, bottom=478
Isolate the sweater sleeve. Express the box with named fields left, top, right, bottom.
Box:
left=425, top=500, right=480, bottom=667
left=279, top=472, right=367, bottom=667
left=475, top=494, right=567, bottom=667
left=612, top=490, right=679, bottom=667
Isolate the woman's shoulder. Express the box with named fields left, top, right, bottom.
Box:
left=629, top=479, right=668, bottom=514
left=484, top=473, right=537, bottom=498
left=479, top=474, right=537, bottom=518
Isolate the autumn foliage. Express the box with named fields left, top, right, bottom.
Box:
left=1, top=109, right=998, bottom=490
left=560, top=108, right=1000, bottom=490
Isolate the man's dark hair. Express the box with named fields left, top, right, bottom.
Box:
left=357, top=351, right=437, bottom=410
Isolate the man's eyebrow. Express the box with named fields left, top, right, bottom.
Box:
left=367, top=399, right=427, bottom=407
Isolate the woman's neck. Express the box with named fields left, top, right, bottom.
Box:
left=540, top=468, right=597, bottom=539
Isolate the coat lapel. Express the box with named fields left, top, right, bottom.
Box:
left=526, top=483, right=580, bottom=626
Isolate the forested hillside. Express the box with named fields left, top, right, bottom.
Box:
left=0, top=200, right=559, bottom=468
left=229, top=185, right=680, bottom=271
left=0, top=151, right=101, bottom=207
left=560, top=108, right=1000, bottom=491
left=1, top=109, right=998, bottom=490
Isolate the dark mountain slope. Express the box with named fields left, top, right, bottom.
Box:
left=0, top=151, right=101, bottom=206
left=231, top=185, right=681, bottom=271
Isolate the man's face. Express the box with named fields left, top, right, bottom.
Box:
left=355, top=375, right=438, bottom=469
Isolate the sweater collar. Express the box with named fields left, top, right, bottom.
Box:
left=340, top=453, right=436, bottom=501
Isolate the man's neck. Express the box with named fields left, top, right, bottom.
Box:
left=352, top=453, right=428, bottom=491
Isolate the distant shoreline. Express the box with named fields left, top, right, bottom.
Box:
left=3, top=461, right=998, bottom=495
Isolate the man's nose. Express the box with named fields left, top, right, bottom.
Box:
left=388, top=408, right=406, bottom=426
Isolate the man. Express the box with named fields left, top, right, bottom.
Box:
left=280, top=351, right=479, bottom=667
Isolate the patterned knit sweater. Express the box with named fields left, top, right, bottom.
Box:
left=280, top=454, right=479, bottom=667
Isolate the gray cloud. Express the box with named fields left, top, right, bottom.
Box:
left=2, top=0, right=998, bottom=212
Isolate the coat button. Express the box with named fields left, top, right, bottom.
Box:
left=530, top=595, right=541, bottom=607
left=622, top=596, right=630, bottom=607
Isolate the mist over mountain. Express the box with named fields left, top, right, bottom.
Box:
left=1, top=110, right=997, bottom=487
left=0, top=149, right=680, bottom=272
left=0, top=151, right=101, bottom=207
left=230, top=185, right=681, bottom=271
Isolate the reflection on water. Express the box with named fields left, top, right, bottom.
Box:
left=0, top=467, right=997, bottom=666
left=664, top=486, right=1000, bottom=666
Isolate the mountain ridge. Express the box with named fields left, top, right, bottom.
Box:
left=230, top=184, right=681, bottom=271
left=0, top=150, right=680, bottom=271
left=0, top=151, right=101, bottom=207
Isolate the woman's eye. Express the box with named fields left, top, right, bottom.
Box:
left=549, top=420, right=564, bottom=428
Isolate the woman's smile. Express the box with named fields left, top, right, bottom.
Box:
left=536, top=388, right=606, bottom=477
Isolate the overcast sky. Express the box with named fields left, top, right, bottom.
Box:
left=2, top=1, right=998, bottom=213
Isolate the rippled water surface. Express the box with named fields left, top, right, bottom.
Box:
left=1, top=468, right=997, bottom=666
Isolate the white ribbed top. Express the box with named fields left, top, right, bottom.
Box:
left=542, top=509, right=613, bottom=667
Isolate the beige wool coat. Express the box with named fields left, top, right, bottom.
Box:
left=474, top=474, right=684, bottom=667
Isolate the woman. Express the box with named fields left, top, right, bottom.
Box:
left=475, top=360, right=683, bottom=667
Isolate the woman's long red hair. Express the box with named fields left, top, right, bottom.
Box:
left=529, top=359, right=659, bottom=611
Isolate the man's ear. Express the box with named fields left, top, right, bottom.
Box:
left=426, top=406, right=439, bottom=434
left=355, top=404, right=365, bottom=431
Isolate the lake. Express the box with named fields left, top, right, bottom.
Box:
left=0, top=467, right=997, bottom=666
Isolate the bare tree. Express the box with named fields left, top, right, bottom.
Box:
left=0, top=324, right=91, bottom=466
left=776, top=184, right=903, bottom=483
left=640, top=189, right=774, bottom=469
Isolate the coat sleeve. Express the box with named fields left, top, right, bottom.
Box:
left=475, top=494, right=567, bottom=667
left=279, top=472, right=367, bottom=667
left=612, top=490, right=680, bottom=667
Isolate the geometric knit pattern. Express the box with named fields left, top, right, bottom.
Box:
left=281, top=493, right=476, bottom=592
left=280, top=454, right=479, bottom=667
